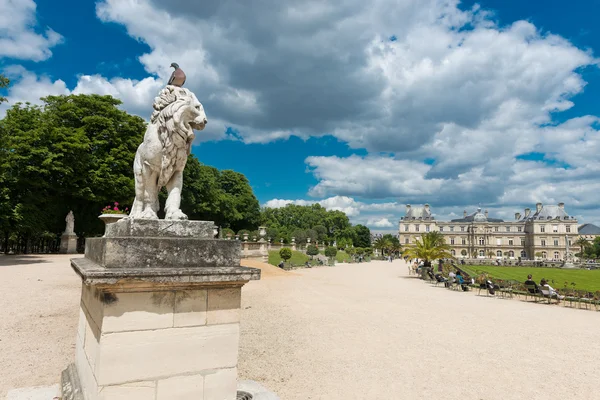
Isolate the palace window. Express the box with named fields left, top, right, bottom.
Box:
left=461, top=238, right=466, bottom=245
left=566, top=226, right=571, bottom=233
left=496, top=238, right=501, bottom=245
left=405, top=238, right=409, bottom=244
left=540, top=225, right=546, bottom=233
left=517, top=226, right=522, bottom=232
left=450, top=238, right=455, bottom=245
left=425, top=225, right=430, bottom=232
left=450, top=226, right=455, bottom=232
left=568, top=240, right=571, bottom=246
left=554, top=251, right=560, bottom=260
left=451, top=250, right=456, bottom=256
left=506, top=226, right=510, bottom=232
left=521, top=239, right=525, bottom=246
left=404, top=225, right=409, bottom=232
left=508, top=250, right=514, bottom=258
left=479, top=238, right=485, bottom=245
left=440, top=227, right=444, bottom=232
left=496, top=250, right=502, bottom=257
left=415, top=225, right=419, bottom=232
left=554, top=239, right=559, bottom=246
left=553, top=225, right=558, bottom=233
left=541, top=240, right=546, bottom=246
left=542, top=251, right=547, bottom=259
left=508, top=239, right=514, bottom=246
left=494, top=227, right=499, bottom=232
left=479, top=250, right=485, bottom=257
left=520, top=250, right=526, bottom=258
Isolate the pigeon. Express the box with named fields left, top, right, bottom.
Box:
left=168, top=62, right=186, bottom=87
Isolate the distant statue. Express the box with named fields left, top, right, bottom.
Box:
left=64, top=211, right=75, bottom=235
left=129, top=85, right=208, bottom=220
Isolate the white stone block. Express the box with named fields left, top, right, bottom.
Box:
left=98, top=381, right=156, bottom=400
left=97, top=324, right=240, bottom=385
left=84, top=312, right=100, bottom=372
left=76, top=340, right=98, bottom=400
left=204, top=368, right=238, bottom=400
left=157, top=374, right=204, bottom=400
left=174, top=289, right=207, bottom=327
left=207, top=288, right=241, bottom=325
left=103, top=291, right=175, bottom=333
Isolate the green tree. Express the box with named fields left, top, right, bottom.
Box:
left=353, top=224, right=371, bottom=248
left=279, top=247, right=292, bottom=264
left=324, top=246, right=337, bottom=263
left=312, top=224, right=328, bottom=242
left=402, top=232, right=453, bottom=269
left=306, top=244, right=319, bottom=259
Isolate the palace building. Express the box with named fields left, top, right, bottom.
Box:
left=398, top=202, right=579, bottom=260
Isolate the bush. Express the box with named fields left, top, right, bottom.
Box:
left=306, top=244, right=319, bottom=258
left=325, top=246, right=338, bottom=259
left=279, top=247, right=292, bottom=262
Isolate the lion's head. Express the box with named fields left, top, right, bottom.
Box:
left=151, top=85, right=208, bottom=144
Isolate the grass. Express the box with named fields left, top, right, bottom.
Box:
left=319, top=250, right=351, bottom=263
left=460, top=265, right=600, bottom=292
left=268, top=250, right=309, bottom=266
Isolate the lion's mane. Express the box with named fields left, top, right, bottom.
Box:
left=150, top=85, right=195, bottom=187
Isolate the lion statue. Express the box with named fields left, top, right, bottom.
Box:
left=129, top=85, right=207, bottom=220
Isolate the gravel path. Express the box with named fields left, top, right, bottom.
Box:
left=2, top=256, right=600, bottom=399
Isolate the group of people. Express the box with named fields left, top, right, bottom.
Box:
left=524, top=274, right=565, bottom=301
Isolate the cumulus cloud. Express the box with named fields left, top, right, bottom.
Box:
left=367, top=218, right=394, bottom=228
left=0, top=0, right=63, bottom=61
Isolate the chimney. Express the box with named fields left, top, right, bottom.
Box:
left=484, top=210, right=489, bottom=218
left=463, top=210, right=467, bottom=218
left=558, top=202, right=565, bottom=209
left=406, top=204, right=411, bottom=214
left=515, top=212, right=521, bottom=220
left=536, top=202, right=543, bottom=213
left=524, top=208, right=531, bottom=218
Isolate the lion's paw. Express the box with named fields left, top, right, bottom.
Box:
left=165, top=210, right=188, bottom=220
left=140, top=209, right=159, bottom=219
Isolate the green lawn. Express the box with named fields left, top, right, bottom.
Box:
left=460, top=265, right=600, bottom=292
left=268, top=250, right=309, bottom=266
left=319, top=250, right=351, bottom=263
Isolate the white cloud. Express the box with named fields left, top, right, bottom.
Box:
left=367, top=218, right=393, bottom=228
left=0, top=0, right=63, bottom=61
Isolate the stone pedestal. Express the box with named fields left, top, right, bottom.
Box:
left=62, top=219, right=260, bottom=400
left=60, top=234, right=78, bottom=254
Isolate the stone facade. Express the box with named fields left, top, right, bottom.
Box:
left=399, top=202, right=579, bottom=261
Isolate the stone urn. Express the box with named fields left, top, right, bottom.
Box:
left=98, top=213, right=126, bottom=227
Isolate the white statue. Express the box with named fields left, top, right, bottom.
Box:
left=64, top=211, right=75, bottom=235
left=129, top=85, right=207, bottom=219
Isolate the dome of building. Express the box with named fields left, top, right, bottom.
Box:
left=473, top=207, right=487, bottom=222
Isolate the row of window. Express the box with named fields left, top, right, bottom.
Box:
left=403, top=237, right=572, bottom=247
left=447, top=250, right=562, bottom=259
left=402, top=224, right=572, bottom=233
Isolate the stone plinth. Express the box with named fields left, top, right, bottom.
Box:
left=62, top=219, right=260, bottom=400
left=60, top=234, right=78, bottom=254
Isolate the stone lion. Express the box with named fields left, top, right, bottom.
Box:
left=129, top=85, right=207, bottom=220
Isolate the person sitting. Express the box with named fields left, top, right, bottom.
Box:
left=524, top=274, right=539, bottom=294
left=540, top=279, right=565, bottom=301
left=455, top=270, right=469, bottom=291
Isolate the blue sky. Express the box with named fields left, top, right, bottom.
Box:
left=2, top=0, right=600, bottom=231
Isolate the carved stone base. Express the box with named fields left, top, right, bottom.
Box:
left=61, top=363, right=84, bottom=400
left=60, top=234, right=78, bottom=254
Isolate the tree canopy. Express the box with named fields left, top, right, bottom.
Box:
left=402, top=232, right=454, bottom=266
left=260, top=203, right=370, bottom=246
left=0, top=93, right=260, bottom=251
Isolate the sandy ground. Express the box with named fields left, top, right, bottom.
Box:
left=2, top=256, right=600, bottom=399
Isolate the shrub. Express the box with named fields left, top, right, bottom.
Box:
left=279, top=247, right=292, bottom=263
left=306, top=244, right=319, bottom=259
left=324, top=246, right=338, bottom=259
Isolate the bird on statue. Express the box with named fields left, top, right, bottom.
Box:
left=168, top=62, right=186, bottom=87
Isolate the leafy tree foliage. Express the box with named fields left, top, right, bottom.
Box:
left=373, top=234, right=401, bottom=256
left=402, top=232, right=454, bottom=267
left=353, top=224, right=371, bottom=248
left=306, top=244, right=319, bottom=259
left=279, top=247, right=292, bottom=263
left=324, top=246, right=338, bottom=260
